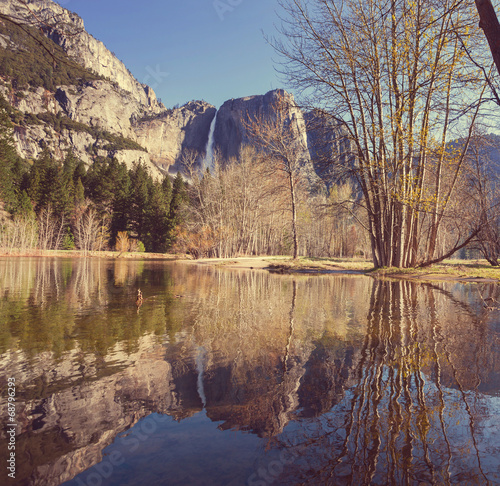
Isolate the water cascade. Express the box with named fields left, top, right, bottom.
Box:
left=196, top=346, right=207, bottom=407
left=202, top=110, right=218, bottom=171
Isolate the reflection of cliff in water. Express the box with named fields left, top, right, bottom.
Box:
left=1, top=260, right=499, bottom=485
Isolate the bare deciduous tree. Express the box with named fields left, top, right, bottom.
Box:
left=274, top=0, right=490, bottom=268
left=37, top=205, right=66, bottom=251
left=463, top=132, right=500, bottom=265
left=0, top=214, right=38, bottom=254
left=115, top=231, right=130, bottom=253
left=245, top=91, right=312, bottom=259
left=73, top=201, right=109, bottom=255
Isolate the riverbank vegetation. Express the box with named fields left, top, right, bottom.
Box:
left=3, top=1, right=500, bottom=270
left=273, top=0, right=500, bottom=268
left=0, top=125, right=188, bottom=255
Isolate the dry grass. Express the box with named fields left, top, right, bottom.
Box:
left=267, top=256, right=373, bottom=273
left=370, top=259, right=500, bottom=282
left=267, top=257, right=500, bottom=282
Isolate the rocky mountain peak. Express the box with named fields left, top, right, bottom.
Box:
left=213, top=89, right=309, bottom=161
left=0, top=0, right=160, bottom=110
left=0, top=0, right=350, bottom=183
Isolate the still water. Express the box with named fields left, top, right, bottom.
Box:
left=0, top=258, right=499, bottom=486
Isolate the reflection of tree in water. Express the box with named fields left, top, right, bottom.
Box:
left=272, top=279, right=500, bottom=485
left=0, top=259, right=173, bottom=356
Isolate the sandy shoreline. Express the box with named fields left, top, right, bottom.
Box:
left=1, top=252, right=499, bottom=283
left=183, top=257, right=500, bottom=283
left=179, top=256, right=276, bottom=270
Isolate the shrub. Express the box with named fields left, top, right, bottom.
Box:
left=115, top=231, right=129, bottom=252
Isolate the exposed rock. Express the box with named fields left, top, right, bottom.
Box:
left=134, top=101, right=216, bottom=172
left=0, top=85, right=59, bottom=115
left=0, top=0, right=349, bottom=183
left=0, top=0, right=161, bottom=110
left=0, top=0, right=220, bottom=176
left=63, top=129, right=95, bottom=165
left=305, top=109, right=354, bottom=186
left=12, top=124, right=65, bottom=160
left=0, top=335, right=177, bottom=486
left=213, top=89, right=309, bottom=161
left=55, top=81, right=142, bottom=138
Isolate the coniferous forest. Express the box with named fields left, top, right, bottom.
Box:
left=3, top=0, right=500, bottom=267
left=0, top=101, right=187, bottom=255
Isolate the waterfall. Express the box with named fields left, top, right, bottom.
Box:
left=196, top=346, right=207, bottom=408
left=202, top=110, right=217, bottom=171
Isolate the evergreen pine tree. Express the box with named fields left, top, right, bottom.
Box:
left=0, top=95, right=25, bottom=213
left=74, top=178, right=85, bottom=205
left=165, top=172, right=187, bottom=248
left=146, top=181, right=170, bottom=253
left=128, top=161, right=153, bottom=247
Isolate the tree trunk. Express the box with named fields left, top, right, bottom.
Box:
left=475, top=0, right=500, bottom=76
left=290, top=174, right=299, bottom=260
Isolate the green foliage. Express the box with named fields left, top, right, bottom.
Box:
left=74, top=178, right=85, bottom=204
left=169, top=172, right=187, bottom=222
left=128, top=161, right=153, bottom=241
left=2, top=134, right=185, bottom=254
left=0, top=20, right=103, bottom=91
left=14, top=190, right=35, bottom=219
left=62, top=228, right=75, bottom=250
left=135, top=109, right=174, bottom=123
left=36, top=112, right=92, bottom=133
left=84, top=157, right=130, bottom=216
left=167, top=173, right=187, bottom=232
left=99, top=131, right=147, bottom=152
left=34, top=112, right=147, bottom=152
left=22, top=149, right=73, bottom=218
left=0, top=96, right=27, bottom=212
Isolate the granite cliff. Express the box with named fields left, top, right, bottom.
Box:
left=0, top=0, right=217, bottom=176
left=212, top=89, right=309, bottom=161
left=0, top=0, right=349, bottom=182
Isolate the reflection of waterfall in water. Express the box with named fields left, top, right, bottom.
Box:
left=196, top=346, right=207, bottom=407
left=202, top=111, right=217, bottom=171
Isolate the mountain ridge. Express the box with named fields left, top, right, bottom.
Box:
left=0, top=0, right=351, bottom=182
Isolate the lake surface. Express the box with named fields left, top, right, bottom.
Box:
left=0, top=258, right=499, bottom=486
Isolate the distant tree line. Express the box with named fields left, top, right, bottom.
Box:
left=0, top=99, right=186, bottom=254
left=3, top=89, right=500, bottom=263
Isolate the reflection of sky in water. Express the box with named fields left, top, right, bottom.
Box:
left=64, top=382, right=500, bottom=486
left=1, top=258, right=500, bottom=485
left=65, top=412, right=263, bottom=486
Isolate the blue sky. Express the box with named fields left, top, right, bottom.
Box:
left=57, top=0, right=284, bottom=109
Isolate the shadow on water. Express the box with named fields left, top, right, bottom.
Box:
left=0, top=258, right=499, bottom=485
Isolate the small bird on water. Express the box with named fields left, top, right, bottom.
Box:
left=136, top=289, right=143, bottom=309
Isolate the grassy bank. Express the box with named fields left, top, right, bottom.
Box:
left=266, top=257, right=500, bottom=282
left=370, top=259, right=500, bottom=282
left=266, top=256, right=372, bottom=273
